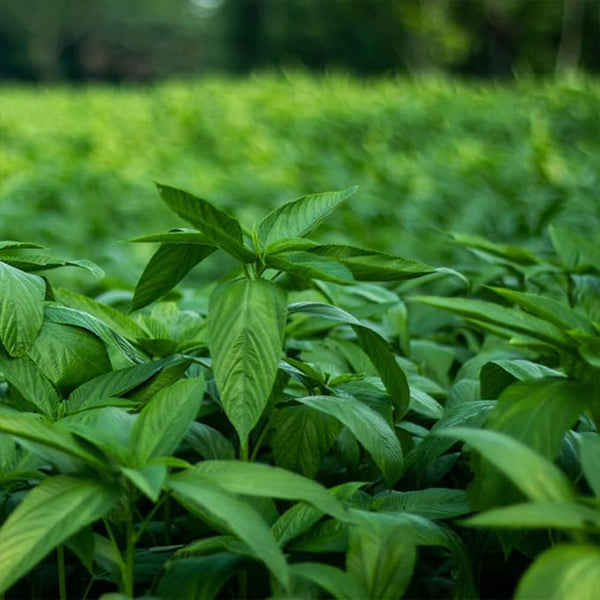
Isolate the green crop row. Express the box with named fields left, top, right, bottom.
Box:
left=1, top=74, right=599, bottom=291
left=0, top=180, right=599, bottom=599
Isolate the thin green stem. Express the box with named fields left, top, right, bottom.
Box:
left=239, top=437, right=249, bottom=462
left=164, top=498, right=172, bottom=546
left=250, top=422, right=270, bottom=462
left=133, top=494, right=168, bottom=545
left=124, top=513, right=135, bottom=598
left=57, top=544, right=67, bottom=600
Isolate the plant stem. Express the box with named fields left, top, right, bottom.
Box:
left=124, top=514, right=135, bottom=599
left=250, top=422, right=270, bottom=462
left=238, top=568, right=247, bottom=600
left=57, top=544, right=67, bottom=600
left=240, top=437, right=249, bottom=461
left=164, top=498, right=172, bottom=545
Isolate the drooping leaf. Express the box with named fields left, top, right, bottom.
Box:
left=0, top=253, right=103, bottom=277
left=258, top=187, right=357, bottom=250
left=132, top=243, right=215, bottom=311
left=436, top=428, right=574, bottom=502
left=130, top=228, right=211, bottom=245
left=346, top=510, right=416, bottom=600
left=0, top=262, right=45, bottom=357
left=0, top=475, right=121, bottom=594
left=291, top=562, right=365, bottom=600
left=515, top=544, right=600, bottom=600
left=208, top=279, right=286, bottom=444
left=166, top=472, right=289, bottom=588
left=550, top=225, right=600, bottom=274
left=578, top=433, right=600, bottom=497
left=462, top=502, right=600, bottom=531
left=270, top=405, right=341, bottom=478
left=265, top=251, right=355, bottom=284
left=155, top=183, right=255, bottom=262
left=129, top=377, right=205, bottom=465
left=296, top=394, right=403, bottom=486
left=120, top=464, right=167, bottom=501
left=372, top=488, right=471, bottom=520
left=184, top=422, right=235, bottom=461
left=181, top=460, right=348, bottom=521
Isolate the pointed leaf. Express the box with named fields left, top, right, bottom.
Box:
left=265, top=251, right=355, bottom=284
left=578, top=433, right=600, bottom=497
left=129, top=377, right=205, bottom=465
left=0, top=476, right=121, bottom=594
left=296, top=395, right=403, bottom=486
left=0, top=262, right=45, bottom=357
left=155, top=183, right=255, bottom=262
left=208, top=279, right=286, bottom=444
left=291, top=562, right=365, bottom=600
left=185, top=422, right=235, bottom=460
left=258, top=186, right=357, bottom=249
left=120, top=464, right=167, bottom=501
left=132, top=243, right=215, bottom=311
left=550, top=225, right=600, bottom=273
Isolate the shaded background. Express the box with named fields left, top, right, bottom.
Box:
left=1, top=0, right=599, bottom=82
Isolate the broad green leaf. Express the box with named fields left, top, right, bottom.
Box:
left=578, top=433, right=600, bottom=497
left=129, top=377, right=205, bottom=465
left=208, top=279, right=286, bottom=444
left=288, top=302, right=410, bottom=420
left=449, top=232, right=539, bottom=265
left=166, top=472, right=289, bottom=588
left=0, top=262, right=45, bottom=357
left=67, top=358, right=174, bottom=413
left=271, top=405, right=341, bottom=478
left=185, top=422, right=235, bottom=460
left=265, top=251, right=355, bottom=284
left=26, top=321, right=111, bottom=396
left=569, top=329, right=600, bottom=367
left=132, top=243, right=215, bottom=311
left=487, top=286, right=597, bottom=333
left=0, top=241, right=44, bottom=251
left=411, top=296, right=575, bottom=351
left=346, top=511, right=416, bottom=600
left=44, top=303, right=146, bottom=365
left=290, top=562, right=365, bottom=600
left=54, top=288, right=148, bottom=341
left=372, top=488, right=471, bottom=520
left=0, top=475, right=121, bottom=594
left=157, top=554, right=241, bottom=600
left=0, top=346, right=60, bottom=417
left=463, top=502, right=600, bottom=530
left=296, top=394, right=403, bottom=486
left=550, top=225, right=600, bottom=273
left=262, top=237, right=319, bottom=255
left=290, top=519, right=348, bottom=553
left=515, top=544, right=600, bottom=600
left=0, top=412, right=107, bottom=469
left=120, top=464, right=167, bottom=501
left=436, top=428, right=574, bottom=502
left=257, top=187, right=357, bottom=249
left=155, top=183, right=255, bottom=262
left=183, top=460, right=348, bottom=521
left=309, top=245, right=438, bottom=281
left=0, top=253, right=103, bottom=277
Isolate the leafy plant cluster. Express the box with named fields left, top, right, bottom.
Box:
left=1, top=75, right=599, bottom=285
left=0, top=183, right=598, bottom=600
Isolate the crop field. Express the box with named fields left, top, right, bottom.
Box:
left=0, top=75, right=599, bottom=600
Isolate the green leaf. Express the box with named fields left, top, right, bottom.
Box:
left=0, top=262, right=45, bottom=357
left=346, top=511, right=416, bottom=600
left=462, top=502, right=600, bottom=530
left=550, top=225, right=600, bottom=274
left=26, top=321, right=111, bottom=396
left=291, top=562, right=365, bottom=600
left=67, top=358, right=174, bottom=413
left=410, top=296, right=575, bottom=351
left=308, top=245, right=439, bottom=281
left=258, top=186, right=357, bottom=250
left=271, top=405, right=341, bottom=478
left=372, top=488, right=471, bottom=520
left=166, top=472, right=289, bottom=588
left=0, top=475, right=121, bottom=594
left=288, top=302, right=410, bottom=420
left=296, top=395, right=403, bottom=486
left=265, top=251, right=355, bottom=284
left=155, top=183, right=255, bottom=262
left=120, top=464, right=167, bottom=501
left=132, top=243, right=215, bottom=311
left=185, top=422, right=235, bottom=460
left=449, top=232, right=539, bottom=266
left=157, top=554, right=241, bottom=600
left=0, top=346, right=61, bottom=417
left=208, top=279, right=286, bottom=444
left=129, top=377, right=205, bottom=465
left=0, top=253, right=103, bottom=277
left=515, top=544, right=600, bottom=600
left=436, top=428, right=574, bottom=502
left=130, top=228, right=211, bottom=244
left=578, top=433, right=600, bottom=497
left=0, top=241, right=44, bottom=251
left=183, top=460, right=348, bottom=521
left=261, top=237, right=319, bottom=255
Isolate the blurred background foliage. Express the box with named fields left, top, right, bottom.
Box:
left=0, top=0, right=599, bottom=293
left=0, top=0, right=598, bottom=81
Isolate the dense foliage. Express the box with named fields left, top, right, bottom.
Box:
left=0, top=175, right=599, bottom=599
left=1, top=76, right=599, bottom=289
